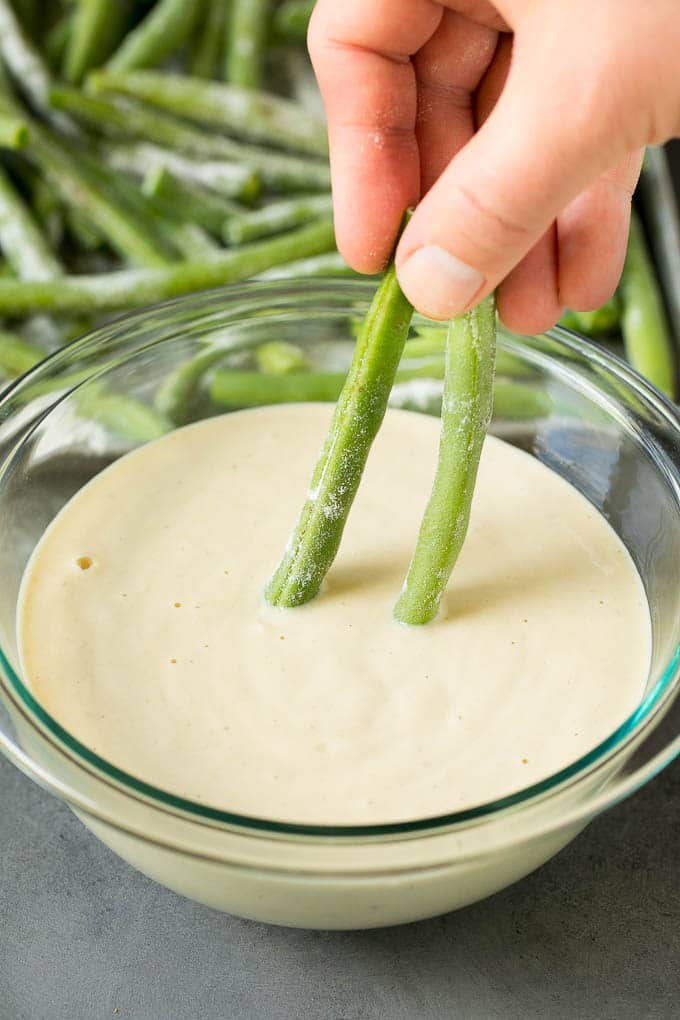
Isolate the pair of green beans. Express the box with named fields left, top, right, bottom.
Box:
left=265, top=224, right=497, bottom=626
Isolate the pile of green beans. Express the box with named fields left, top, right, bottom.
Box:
left=0, top=0, right=338, bottom=425
left=0, top=0, right=673, bottom=446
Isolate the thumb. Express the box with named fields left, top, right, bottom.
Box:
left=396, top=41, right=628, bottom=320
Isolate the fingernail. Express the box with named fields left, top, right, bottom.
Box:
left=397, top=246, right=485, bottom=319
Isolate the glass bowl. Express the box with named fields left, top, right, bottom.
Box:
left=1, top=279, right=679, bottom=930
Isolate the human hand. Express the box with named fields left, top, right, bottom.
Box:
left=308, top=0, right=680, bottom=333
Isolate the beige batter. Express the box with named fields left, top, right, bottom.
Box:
left=17, top=404, right=650, bottom=825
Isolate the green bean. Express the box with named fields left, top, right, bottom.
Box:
left=0, top=112, right=28, bottom=148
left=51, top=86, right=330, bottom=192
left=63, top=0, right=134, bottom=85
left=75, top=384, right=172, bottom=443
left=165, top=221, right=222, bottom=260
left=1, top=95, right=75, bottom=328
left=255, top=341, right=309, bottom=375
left=210, top=368, right=393, bottom=409
left=0, top=330, right=43, bottom=377
left=490, top=379, right=551, bottom=419
left=164, top=347, right=549, bottom=425
left=618, top=210, right=676, bottom=399
left=87, top=70, right=329, bottom=157
left=0, top=156, right=67, bottom=351
left=225, top=0, right=270, bottom=90
left=0, top=218, right=336, bottom=315
left=101, top=140, right=260, bottom=204
left=274, top=0, right=315, bottom=43
left=191, top=0, right=230, bottom=79
left=143, top=148, right=259, bottom=205
left=224, top=194, right=333, bottom=245
left=0, top=0, right=71, bottom=131
left=403, top=326, right=534, bottom=379
left=0, top=164, right=62, bottom=280
left=99, top=160, right=197, bottom=259
left=265, top=235, right=414, bottom=608
left=139, top=147, right=256, bottom=205
left=353, top=314, right=432, bottom=346
left=560, top=296, right=621, bottom=338
left=50, top=84, right=220, bottom=151
left=394, top=296, right=497, bottom=625
left=254, top=251, right=355, bottom=280
left=29, top=129, right=178, bottom=268
left=49, top=87, right=261, bottom=205
left=171, top=350, right=547, bottom=425
left=211, top=358, right=448, bottom=408
left=143, top=165, right=242, bottom=235
left=390, top=377, right=551, bottom=421
left=402, top=332, right=446, bottom=359
left=155, top=348, right=228, bottom=424
left=213, top=368, right=346, bottom=407
left=105, top=0, right=201, bottom=74
left=155, top=320, right=286, bottom=424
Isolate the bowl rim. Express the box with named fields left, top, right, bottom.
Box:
left=2, top=277, right=680, bottom=841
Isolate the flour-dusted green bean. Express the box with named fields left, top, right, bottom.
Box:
left=105, top=0, right=201, bottom=73
left=63, top=0, right=133, bottom=85
left=29, top=129, right=178, bottom=267
left=254, top=251, right=354, bottom=281
left=75, top=384, right=172, bottom=443
left=0, top=0, right=71, bottom=130
left=0, top=165, right=62, bottom=280
left=394, top=296, right=497, bottom=625
left=191, top=0, right=230, bottom=79
left=265, top=227, right=414, bottom=608
left=143, top=165, right=244, bottom=234
left=225, top=0, right=270, bottom=90
left=255, top=341, right=309, bottom=375
left=51, top=87, right=329, bottom=192
left=87, top=70, right=329, bottom=157
left=223, top=194, right=333, bottom=245
left=0, top=219, right=336, bottom=315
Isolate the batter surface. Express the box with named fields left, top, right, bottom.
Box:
left=18, top=404, right=650, bottom=824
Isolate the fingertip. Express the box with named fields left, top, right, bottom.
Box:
left=496, top=295, right=563, bottom=336
left=325, top=117, right=419, bottom=279
left=557, top=158, right=641, bottom=311
left=334, top=203, right=406, bottom=275
left=337, top=239, right=391, bottom=276
left=396, top=244, right=486, bottom=320
left=497, top=270, right=564, bottom=335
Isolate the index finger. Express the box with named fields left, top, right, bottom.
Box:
left=308, top=0, right=442, bottom=272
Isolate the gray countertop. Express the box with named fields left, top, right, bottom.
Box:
left=2, top=750, right=679, bottom=1020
